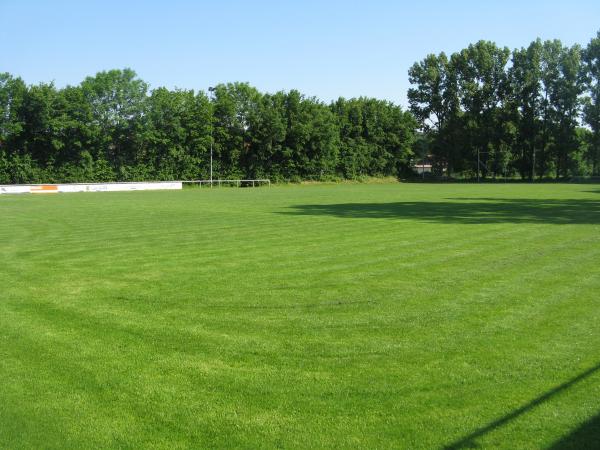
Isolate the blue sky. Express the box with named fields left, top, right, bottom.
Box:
left=1, top=0, right=599, bottom=106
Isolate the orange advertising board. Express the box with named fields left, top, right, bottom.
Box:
left=30, top=185, right=59, bottom=193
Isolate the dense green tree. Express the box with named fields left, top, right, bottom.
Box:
left=55, top=85, right=114, bottom=181
left=546, top=43, right=582, bottom=179
left=510, top=39, right=543, bottom=180
left=244, top=92, right=287, bottom=179
left=407, top=32, right=598, bottom=180
left=0, top=73, right=28, bottom=182
left=408, top=52, right=462, bottom=173
left=210, top=82, right=262, bottom=179
left=18, top=82, right=64, bottom=167
left=4, top=30, right=600, bottom=185
left=535, top=40, right=583, bottom=179
left=144, top=88, right=211, bottom=180
left=582, top=31, right=600, bottom=175
left=408, top=53, right=452, bottom=133
left=80, top=68, right=148, bottom=174
left=0, top=73, right=27, bottom=151
left=333, top=97, right=415, bottom=178
left=282, top=90, right=339, bottom=180
left=452, top=41, right=512, bottom=178
left=0, top=69, right=417, bottom=183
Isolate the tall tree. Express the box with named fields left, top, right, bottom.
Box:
left=452, top=41, right=511, bottom=179
left=408, top=52, right=461, bottom=173
left=510, top=39, right=543, bottom=180
left=282, top=90, right=339, bottom=180
left=245, top=92, right=287, bottom=179
left=0, top=73, right=27, bottom=155
left=555, top=44, right=583, bottom=178
left=145, top=88, right=212, bottom=180
left=80, top=68, right=148, bottom=175
left=582, top=31, right=600, bottom=175
left=333, top=97, right=416, bottom=178
left=210, top=82, right=262, bottom=179
left=537, top=40, right=583, bottom=179
left=408, top=53, right=452, bottom=132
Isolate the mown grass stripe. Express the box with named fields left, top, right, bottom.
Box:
left=1, top=183, right=599, bottom=449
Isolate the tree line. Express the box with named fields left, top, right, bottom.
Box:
left=408, top=31, right=600, bottom=179
left=0, top=70, right=415, bottom=184
left=1, top=30, right=598, bottom=184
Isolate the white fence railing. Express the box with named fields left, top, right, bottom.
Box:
left=182, top=179, right=271, bottom=188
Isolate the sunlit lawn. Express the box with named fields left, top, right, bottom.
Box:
left=1, top=182, right=599, bottom=449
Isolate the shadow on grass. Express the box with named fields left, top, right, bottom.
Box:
left=443, top=362, right=600, bottom=449
left=282, top=198, right=600, bottom=224
left=547, top=412, right=600, bottom=450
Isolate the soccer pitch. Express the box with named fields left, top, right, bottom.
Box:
left=1, top=183, right=599, bottom=449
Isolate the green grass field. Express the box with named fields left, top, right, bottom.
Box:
left=1, top=183, right=599, bottom=449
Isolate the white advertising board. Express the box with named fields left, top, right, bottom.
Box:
left=0, top=182, right=183, bottom=195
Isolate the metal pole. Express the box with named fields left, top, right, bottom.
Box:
left=209, top=86, right=215, bottom=188
left=477, top=148, right=480, bottom=183
left=532, top=147, right=536, bottom=183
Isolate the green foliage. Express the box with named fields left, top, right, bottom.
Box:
left=453, top=41, right=512, bottom=178
left=0, top=73, right=27, bottom=143
left=0, top=71, right=416, bottom=183
left=4, top=29, right=600, bottom=184
left=582, top=31, right=600, bottom=175
left=408, top=32, right=599, bottom=179
left=510, top=39, right=543, bottom=179
left=144, top=87, right=211, bottom=180
left=0, top=151, right=42, bottom=183
left=333, top=97, right=416, bottom=178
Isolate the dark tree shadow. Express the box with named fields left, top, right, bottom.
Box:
left=547, top=412, right=600, bottom=450
left=282, top=198, right=600, bottom=224
left=443, top=362, right=600, bottom=449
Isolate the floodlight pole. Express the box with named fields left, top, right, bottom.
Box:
left=208, top=86, right=216, bottom=187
